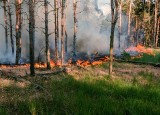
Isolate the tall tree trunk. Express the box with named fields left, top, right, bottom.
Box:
left=73, top=0, right=77, bottom=63
left=154, top=0, right=158, bottom=48
left=3, top=0, right=8, bottom=53
left=156, top=17, right=160, bottom=47
left=148, top=0, right=151, bottom=46
left=127, top=0, right=132, bottom=47
left=65, top=0, right=68, bottom=54
left=65, top=28, right=68, bottom=53
left=148, top=0, right=151, bottom=25
left=135, top=16, right=139, bottom=46
left=155, top=0, right=159, bottom=48
left=109, top=0, right=119, bottom=75
left=56, top=2, right=59, bottom=47
left=7, top=0, right=14, bottom=54
left=15, top=0, right=22, bottom=64
left=29, top=0, right=35, bottom=76
left=61, top=0, right=65, bottom=65
left=44, top=0, right=51, bottom=69
left=118, top=0, right=122, bottom=52
left=54, top=0, right=59, bottom=65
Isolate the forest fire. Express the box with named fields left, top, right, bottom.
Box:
left=0, top=44, right=155, bottom=69
left=34, top=55, right=110, bottom=68
left=0, top=55, right=110, bottom=69
left=125, top=44, right=154, bottom=55
left=72, top=56, right=110, bottom=67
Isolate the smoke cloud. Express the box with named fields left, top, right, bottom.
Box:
left=0, top=0, right=128, bottom=64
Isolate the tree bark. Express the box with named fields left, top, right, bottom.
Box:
left=3, top=0, right=8, bottom=53
left=44, top=0, right=51, bottom=69
left=61, top=0, right=65, bottom=65
left=73, top=0, right=77, bottom=63
left=54, top=0, right=59, bottom=65
left=7, top=0, right=14, bottom=54
left=118, top=0, right=122, bottom=51
left=154, top=0, right=158, bottom=48
left=65, top=27, right=68, bottom=53
left=29, top=0, right=35, bottom=76
left=155, top=1, right=159, bottom=48
left=109, top=0, right=119, bottom=75
left=65, top=0, right=68, bottom=54
left=156, top=17, right=160, bottom=47
left=127, top=0, right=132, bottom=47
left=135, top=16, right=139, bottom=46
left=15, top=0, right=22, bottom=64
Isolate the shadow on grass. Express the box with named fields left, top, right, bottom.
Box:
left=1, top=74, right=160, bottom=115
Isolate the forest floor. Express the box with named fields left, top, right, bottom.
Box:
left=0, top=62, right=160, bottom=114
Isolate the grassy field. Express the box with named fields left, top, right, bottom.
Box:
left=0, top=62, right=160, bottom=115
left=132, top=53, right=160, bottom=64
left=126, top=48, right=160, bottom=64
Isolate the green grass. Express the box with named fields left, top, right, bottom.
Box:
left=1, top=72, right=160, bottom=115
left=132, top=53, right=160, bottom=64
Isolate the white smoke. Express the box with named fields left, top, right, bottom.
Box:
left=0, top=0, right=128, bottom=63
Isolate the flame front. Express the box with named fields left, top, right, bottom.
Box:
left=125, top=44, right=154, bottom=55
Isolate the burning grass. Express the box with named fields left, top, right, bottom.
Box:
left=125, top=44, right=154, bottom=55
left=0, top=62, right=160, bottom=114
left=123, top=45, right=160, bottom=64
left=75, top=56, right=109, bottom=67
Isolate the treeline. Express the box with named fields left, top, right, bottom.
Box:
left=122, top=0, right=160, bottom=47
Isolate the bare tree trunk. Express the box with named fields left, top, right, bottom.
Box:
left=118, top=0, right=122, bottom=52
left=73, top=0, right=77, bottom=63
left=156, top=17, right=160, bottom=47
left=155, top=1, right=159, bottom=48
left=65, top=28, right=68, bottom=53
left=148, top=0, right=151, bottom=25
left=127, top=0, right=132, bottom=47
left=7, top=0, right=14, bottom=54
left=154, top=0, right=158, bottom=48
left=61, top=0, right=65, bottom=65
left=135, top=16, right=138, bottom=46
left=65, top=0, right=68, bottom=54
left=44, top=0, right=51, bottom=69
left=29, top=0, right=35, bottom=76
left=56, top=2, right=59, bottom=45
left=148, top=0, right=151, bottom=46
left=54, top=0, right=59, bottom=65
left=15, top=0, right=22, bottom=64
left=3, top=0, right=8, bottom=53
left=109, top=0, right=119, bottom=75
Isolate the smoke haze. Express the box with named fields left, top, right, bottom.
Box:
left=0, top=0, right=128, bottom=63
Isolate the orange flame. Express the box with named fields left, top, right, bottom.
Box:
left=75, top=56, right=109, bottom=67
left=0, top=56, right=110, bottom=69
left=125, top=44, right=154, bottom=55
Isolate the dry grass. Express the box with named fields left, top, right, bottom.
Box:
left=0, top=62, right=160, bottom=114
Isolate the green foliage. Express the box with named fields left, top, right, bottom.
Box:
left=121, top=52, right=131, bottom=61
left=133, top=53, right=160, bottom=64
